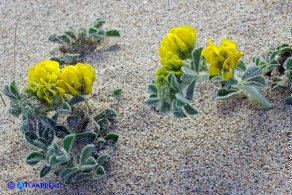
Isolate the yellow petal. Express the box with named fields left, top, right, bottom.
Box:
left=180, top=26, right=196, bottom=37
left=79, top=64, right=96, bottom=82
left=222, top=56, right=235, bottom=69
left=175, top=28, right=194, bottom=46
left=56, top=87, right=65, bottom=95
left=66, top=83, right=79, bottom=95
left=223, top=70, right=232, bottom=80
left=172, top=34, right=188, bottom=52
left=201, top=47, right=214, bottom=61
left=48, top=88, right=57, bottom=97
left=37, top=88, right=43, bottom=98
left=44, top=96, right=53, bottom=104
left=34, top=65, right=47, bottom=79
left=43, top=60, right=60, bottom=73
left=208, top=64, right=221, bottom=75
left=84, top=77, right=93, bottom=94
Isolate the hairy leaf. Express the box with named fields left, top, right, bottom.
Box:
left=80, top=144, right=94, bottom=165
left=40, top=164, right=51, bottom=178
left=76, top=132, right=97, bottom=144
left=63, top=134, right=76, bottom=152
left=26, top=151, right=45, bottom=165
left=67, top=115, right=81, bottom=133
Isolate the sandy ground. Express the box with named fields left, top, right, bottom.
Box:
left=0, top=0, right=291, bottom=194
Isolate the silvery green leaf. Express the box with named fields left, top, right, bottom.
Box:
left=186, top=79, right=196, bottom=101
left=242, top=66, right=260, bottom=80
left=54, top=125, right=70, bottom=138
left=235, top=60, right=247, bottom=72
left=113, top=88, right=123, bottom=96
left=192, top=47, right=203, bottom=72
left=96, top=153, right=109, bottom=166
left=147, top=84, right=158, bottom=94
left=171, top=100, right=187, bottom=118
left=63, top=134, right=76, bottom=153
left=284, top=96, right=292, bottom=105
left=216, top=88, right=240, bottom=100
left=41, top=128, right=55, bottom=145
left=105, top=29, right=120, bottom=37
left=68, top=95, right=86, bottom=106
left=58, top=34, right=71, bottom=47
left=40, top=116, right=57, bottom=129
left=86, top=121, right=100, bottom=134
left=240, top=85, right=271, bottom=109
left=272, top=76, right=282, bottom=82
left=59, top=167, right=79, bottom=179
left=58, top=102, right=71, bottom=114
left=40, top=164, right=51, bottom=178
left=95, top=166, right=106, bottom=176
left=94, top=109, right=117, bottom=121
left=284, top=57, right=292, bottom=70
left=88, top=26, right=98, bottom=35
left=104, top=133, right=119, bottom=144
left=222, top=78, right=238, bottom=88
left=145, top=97, right=159, bottom=106
left=285, top=70, right=292, bottom=81
left=64, top=27, right=76, bottom=40
left=80, top=144, right=94, bottom=165
left=97, top=138, right=106, bottom=146
left=48, top=34, right=59, bottom=42
left=66, top=115, right=81, bottom=133
left=26, top=151, right=45, bottom=165
left=271, top=82, right=288, bottom=90
left=184, top=104, right=199, bottom=115
left=175, top=92, right=187, bottom=107
left=245, top=75, right=266, bottom=87
left=181, top=66, right=197, bottom=81
left=81, top=157, right=97, bottom=171
left=76, top=132, right=97, bottom=144
left=9, top=106, right=21, bottom=117
left=92, top=18, right=106, bottom=28
left=268, top=50, right=280, bottom=62
left=9, top=80, right=21, bottom=100
left=95, top=118, right=110, bottom=134
left=167, top=73, right=180, bottom=92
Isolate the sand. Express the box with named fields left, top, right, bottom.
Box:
left=0, top=0, right=291, bottom=194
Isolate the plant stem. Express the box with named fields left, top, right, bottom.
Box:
left=0, top=94, right=6, bottom=106
left=85, top=100, right=92, bottom=113
left=240, top=85, right=271, bottom=110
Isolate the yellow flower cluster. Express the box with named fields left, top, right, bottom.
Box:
left=158, top=26, right=196, bottom=61
left=202, top=37, right=244, bottom=80
left=58, top=63, right=96, bottom=95
left=27, top=60, right=96, bottom=104
left=155, top=26, right=197, bottom=86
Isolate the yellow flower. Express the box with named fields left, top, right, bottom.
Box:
left=26, top=60, right=65, bottom=104
left=58, top=63, right=96, bottom=95
left=160, top=53, right=185, bottom=70
left=158, top=25, right=196, bottom=60
left=202, top=37, right=244, bottom=80
left=154, top=67, right=168, bottom=85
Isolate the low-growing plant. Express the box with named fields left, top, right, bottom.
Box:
left=112, top=88, right=123, bottom=96
left=253, top=27, right=292, bottom=104
left=4, top=60, right=119, bottom=184
left=145, top=26, right=271, bottom=118
left=49, top=18, right=120, bottom=65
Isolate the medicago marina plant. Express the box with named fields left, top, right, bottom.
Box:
left=145, top=25, right=272, bottom=118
